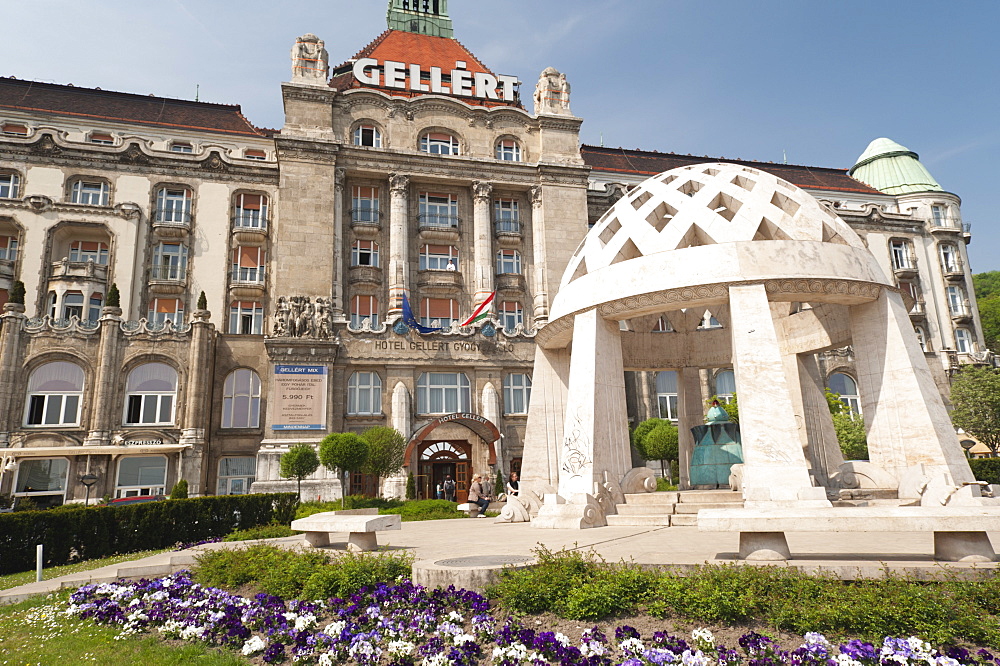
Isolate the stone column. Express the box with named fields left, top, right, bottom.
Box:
left=520, top=345, right=570, bottom=494
left=331, top=168, right=346, bottom=322
left=391, top=381, right=411, bottom=441
left=728, top=284, right=829, bottom=507
left=472, top=181, right=494, bottom=310
left=529, top=185, right=549, bottom=324
left=481, top=381, right=502, bottom=471
left=179, top=309, right=215, bottom=496
left=84, top=307, right=124, bottom=447
left=387, top=173, right=410, bottom=317
left=850, top=289, right=973, bottom=484
left=0, top=304, right=26, bottom=443
left=677, top=366, right=704, bottom=490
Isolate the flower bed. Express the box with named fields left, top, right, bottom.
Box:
left=65, top=572, right=1000, bottom=666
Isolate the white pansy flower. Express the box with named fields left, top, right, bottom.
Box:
left=834, top=655, right=863, bottom=666
left=388, top=640, right=416, bottom=657
left=554, top=632, right=570, bottom=647
left=619, top=637, right=645, bottom=657
left=681, top=649, right=711, bottom=666
left=447, top=610, right=464, bottom=623
left=242, top=635, right=267, bottom=656
left=324, top=620, right=346, bottom=636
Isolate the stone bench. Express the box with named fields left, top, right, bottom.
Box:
left=290, top=508, right=401, bottom=552
left=698, top=506, right=1000, bottom=562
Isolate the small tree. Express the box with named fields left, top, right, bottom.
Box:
left=9, top=280, right=25, bottom=305
left=318, top=433, right=369, bottom=503
left=280, top=443, right=320, bottom=503
left=405, top=471, right=416, bottom=500
left=494, top=469, right=505, bottom=498
left=197, top=290, right=208, bottom=310
left=106, top=283, right=120, bottom=307
left=632, top=418, right=666, bottom=451
left=834, top=412, right=869, bottom=460
left=361, top=426, right=407, bottom=498
left=169, top=479, right=189, bottom=499
left=950, top=366, right=1000, bottom=454
left=642, top=422, right=679, bottom=481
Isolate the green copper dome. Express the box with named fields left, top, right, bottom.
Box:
left=848, top=138, right=943, bottom=195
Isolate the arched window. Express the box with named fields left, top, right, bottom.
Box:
left=115, top=455, right=166, bottom=498
left=353, top=124, right=382, bottom=148
left=221, top=369, right=261, bottom=428
left=504, top=374, right=532, bottom=414
left=25, top=361, right=85, bottom=426
left=124, top=363, right=178, bottom=425
left=655, top=370, right=678, bottom=421
left=351, top=240, right=379, bottom=267
left=351, top=295, right=379, bottom=328
left=495, top=138, right=521, bottom=162
left=417, top=372, right=471, bottom=414
left=500, top=301, right=523, bottom=331
left=70, top=179, right=110, bottom=206
left=955, top=328, right=974, bottom=354
left=420, top=132, right=460, bottom=155
left=715, top=369, right=736, bottom=403
left=154, top=187, right=192, bottom=225
left=496, top=249, right=521, bottom=274
left=828, top=372, right=861, bottom=415
left=348, top=372, right=382, bottom=415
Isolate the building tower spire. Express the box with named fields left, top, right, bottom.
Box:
left=386, top=0, right=453, bottom=38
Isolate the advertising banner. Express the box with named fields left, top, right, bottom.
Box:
left=271, top=365, right=327, bottom=431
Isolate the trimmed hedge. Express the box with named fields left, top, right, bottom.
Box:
left=0, top=493, right=297, bottom=575
left=970, top=458, right=1000, bottom=484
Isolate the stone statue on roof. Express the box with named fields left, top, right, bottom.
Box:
left=533, top=67, right=572, bottom=116
left=291, top=33, right=329, bottom=84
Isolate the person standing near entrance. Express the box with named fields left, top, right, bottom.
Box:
left=468, top=474, right=490, bottom=517
left=443, top=475, right=456, bottom=502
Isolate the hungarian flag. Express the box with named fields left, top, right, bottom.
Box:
left=460, top=291, right=496, bottom=327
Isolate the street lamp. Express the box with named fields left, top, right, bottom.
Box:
left=961, top=439, right=976, bottom=459
left=80, top=473, right=98, bottom=507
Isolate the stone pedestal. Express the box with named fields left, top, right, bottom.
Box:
left=933, top=531, right=997, bottom=562
left=738, top=532, right=791, bottom=561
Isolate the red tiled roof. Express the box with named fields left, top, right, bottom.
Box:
left=582, top=145, right=884, bottom=196
left=0, top=77, right=265, bottom=137
left=329, top=30, right=521, bottom=109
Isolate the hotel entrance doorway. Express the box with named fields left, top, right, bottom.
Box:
left=418, top=441, right=470, bottom=503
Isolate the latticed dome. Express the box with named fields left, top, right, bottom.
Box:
left=561, top=163, right=865, bottom=288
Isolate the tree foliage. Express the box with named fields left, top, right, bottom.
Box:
left=106, top=283, right=120, bottom=307
left=360, top=426, right=407, bottom=497
left=833, top=412, right=869, bottom=460
left=169, top=479, right=189, bottom=499
left=319, top=433, right=370, bottom=501
left=9, top=280, right=25, bottom=305
left=973, top=271, right=1000, bottom=352
left=405, top=471, right=416, bottom=500
left=632, top=418, right=666, bottom=452
left=950, top=366, right=1000, bottom=453
left=643, top=423, right=679, bottom=480
left=280, top=443, right=320, bottom=502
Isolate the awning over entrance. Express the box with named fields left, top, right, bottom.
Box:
left=2, top=444, right=190, bottom=458
left=405, top=413, right=500, bottom=465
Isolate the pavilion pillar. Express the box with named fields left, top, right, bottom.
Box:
left=782, top=352, right=844, bottom=488
left=677, top=366, right=704, bottom=490
left=521, top=345, right=570, bottom=494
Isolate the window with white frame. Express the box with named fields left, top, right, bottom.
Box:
left=420, top=298, right=458, bottom=328
left=955, top=327, right=974, bottom=353
left=217, top=457, right=256, bottom=495
left=500, top=301, right=523, bottom=331
left=25, top=361, right=84, bottom=426
left=914, top=325, right=928, bottom=352
left=419, top=244, right=458, bottom=270
left=503, top=373, right=531, bottom=414
left=351, top=240, right=379, bottom=267
left=69, top=240, right=109, bottom=264
left=939, top=243, right=961, bottom=273
left=348, top=371, right=382, bottom=415
left=351, top=186, right=380, bottom=223
left=245, top=149, right=266, bottom=161
left=495, top=139, right=520, bottom=162
left=88, top=293, right=103, bottom=322
left=946, top=285, right=968, bottom=315
left=418, top=192, right=458, bottom=228
left=155, top=187, right=192, bottom=225
left=61, top=291, right=84, bottom=320
left=496, top=249, right=521, bottom=274
left=221, top=369, right=261, bottom=428
left=148, top=298, right=184, bottom=326
left=115, top=456, right=166, bottom=498
left=229, top=301, right=263, bottom=335
left=14, top=458, right=69, bottom=506
left=652, top=316, right=673, bottom=333
left=715, top=369, right=736, bottom=403
left=889, top=239, right=913, bottom=270
left=231, top=246, right=266, bottom=283
left=420, top=132, right=460, bottom=155
left=417, top=372, right=471, bottom=414
left=170, top=142, right=193, bottom=153
left=70, top=180, right=110, bottom=206
left=494, top=199, right=519, bottom=233
left=233, top=193, right=268, bottom=229
left=931, top=205, right=945, bottom=226
left=828, top=372, right=861, bottom=414
left=0, top=172, right=21, bottom=198
left=89, top=132, right=114, bottom=145
left=656, top=371, right=678, bottom=421
left=353, top=125, right=382, bottom=148
left=151, top=243, right=187, bottom=281
left=350, top=295, right=379, bottom=328
left=124, top=363, right=177, bottom=426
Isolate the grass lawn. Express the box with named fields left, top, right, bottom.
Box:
left=0, top=548, right=171, bottom=591
left=0, top=591, right=249, bottom=665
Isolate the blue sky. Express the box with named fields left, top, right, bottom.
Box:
left=5, top=1, right=997, bottom=272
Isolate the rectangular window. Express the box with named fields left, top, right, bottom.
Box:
left=170, top=142, right=193, bottom=153
left=889, top=240, right=911, bottom=269
left=940, top=244, right=960, bottom=273
left=419, top=244, right=458, bottom=270
left=88, top=294, right=103, bottom=322
left=418, top=372, right=471, bottom=414
left=234, top=193, right=268, bottom=229
left=155, top=188, right=192, bottom=225
left=420, top=298, right=458, bottom=328
left=500, top=301, right=523, bottom=331
left=418, top=192, right=458, bottom=227
left=245, top=149, right=266, bottom=160
left=350, top=295, right=379, bottom=328
left=229, top=301, right=263, bottom=335
left=232, top=246, right=266, bottom=283
left=503, top=374, right=532, bottom=415
left=126, top=394, right=174, bottom=425
left=931, top=205, right=945, bottom=226
left=351, top=240, right=379, bottom=267
left=71, top=181, right=109, bottom=206
left=2, top=123, right=28, bottom=136
left=115, top=456, right=166, bottom=497
left=15, top=458, right=68, bottom=494
left=90, top=132, right=114, bottom=145
left=353, top=126, right=382, bottom=148
left=26, top=394, right=80, bottom=426
left=947, top=286, right=966, bottom=315
left=494, top=199, right=520, bottom=233
left=62, top=291, right=84, bottom=319
left=351, top=186, right=380, bottom=223
left=496, top=249, right=521, bottom=274
left=496, top=139, right=520, bottom=162
left=217, top=457, right=257, bottom=495
left=148, top=298, right=184, bottom=325
left=956, top=328, right=973, bottom=354
left=0, top=173, right=19, bottom=198
left=0, top=235, right=17, bottom=261
left=151, top=243, right=187, bottom=281
left=69, top=241, right=109, bottom=264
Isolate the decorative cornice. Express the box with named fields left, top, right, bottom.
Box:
left=281, top=83, right=338, bottom=104
left=0, top=196, right=142, bottom=219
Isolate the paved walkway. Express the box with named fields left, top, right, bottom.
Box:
left=3, top=518, right=998, bottom=604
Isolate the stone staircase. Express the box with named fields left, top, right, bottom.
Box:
left=605, top=489, right=744, bottom=527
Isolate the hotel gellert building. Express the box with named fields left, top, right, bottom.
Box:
left=0, top=1, right=991, bottom=507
